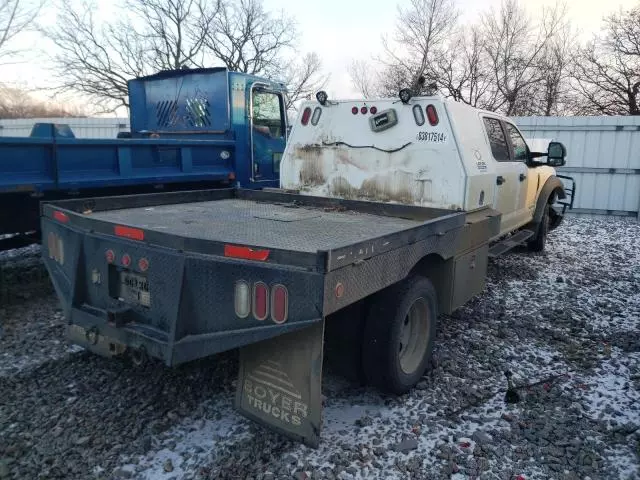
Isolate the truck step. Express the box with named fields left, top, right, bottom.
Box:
left=488, top=229, right=534, bottom=258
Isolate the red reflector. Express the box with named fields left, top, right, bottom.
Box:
left=360, top=106, right=368, bottom=114
left=426, top=104, right=439, bottom=126
left=351, top=106, right=358, bottom=115
left=224, top=245, right=270, bottom=261
left=138, top=257, right=149, bottom=272
left=121, top=254, right=131, bottom=267
left=301, top=107, right=312, bottom=125
left=115, top=225, right=144, bottom=241
left=105, top=249, right=115, bottom=264
left=53, top=211, right=69, bottom=223
left=271, top=285, right=288, bottom=324
left=370, top=106, right=377, bottom=114
left=253, top=282, right=269, bottom=321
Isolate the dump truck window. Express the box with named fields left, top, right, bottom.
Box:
left=253, top=91, right=284, bottom=139
left=504, top=122, right=528, bottom=162
left=483, top=117, right=510, bottom=162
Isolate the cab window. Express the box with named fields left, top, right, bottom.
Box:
left=482, top=117, right=510, bottom=162
left=504, top=122, right=528, bottom=162
left=252, top=91, right=285, bottom=139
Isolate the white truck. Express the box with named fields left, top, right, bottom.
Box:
left=40, top=88, right=575, bottom=447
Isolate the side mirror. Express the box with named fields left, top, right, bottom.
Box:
left=547, top=141, right=566, bottom=167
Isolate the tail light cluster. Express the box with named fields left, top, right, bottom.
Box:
left=106, top=249, right=149, bottom=272
left=47, top=232, right=65, bottom=266
left=413, top=104, right=439, bottom=126
left=351, top=105, right=378, bottom=115
left=300, top=107, right=322, bottom=126
left=235, top=281, right=288, bottom=324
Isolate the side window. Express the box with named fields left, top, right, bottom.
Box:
left=252, top=91, right=285, bottom=139
left=482, top=117, right=510, bottom=162
left=504, top=122, right=528, bottom=162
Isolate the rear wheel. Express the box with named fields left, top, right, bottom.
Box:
left=362, top=275, right=437, bottom=395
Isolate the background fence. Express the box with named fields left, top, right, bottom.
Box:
left=0, top=117, right=129, bottom=138
left=1, top=115, right=638, bottom=218
left=515, top=116, right=640, bottom=219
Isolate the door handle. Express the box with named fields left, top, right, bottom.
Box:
left=519, top=173, right=527, bottom=181
left=496, top=176, right=506, bottom=185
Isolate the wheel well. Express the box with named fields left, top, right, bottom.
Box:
left=408, top=253, right=447, bottom=313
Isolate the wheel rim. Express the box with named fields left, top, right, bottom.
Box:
left=398, top=297, right=431, bottom=375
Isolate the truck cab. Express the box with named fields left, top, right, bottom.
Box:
left=280, top=90, right=572, bottom=250
left=125, top=67, right=289, bottom=188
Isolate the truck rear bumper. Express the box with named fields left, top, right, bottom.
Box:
left=67, top=305, right=322, bottom=366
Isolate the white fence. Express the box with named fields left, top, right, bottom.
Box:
left=515, top=116, right=640, bottom=219
left=2, top=115, right=639, bottom=217
left=0, top=117, right=130, bottom=138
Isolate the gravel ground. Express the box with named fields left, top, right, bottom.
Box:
left=1, top=215, right=639, bottom=480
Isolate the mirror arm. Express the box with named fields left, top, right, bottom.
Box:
left=529, top=151, right=547, bottom=159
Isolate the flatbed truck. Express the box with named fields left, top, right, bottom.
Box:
left=40, top=88, right=575, bottom=447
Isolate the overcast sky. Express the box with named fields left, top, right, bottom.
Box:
left=3, top=0, right=638, bottom=108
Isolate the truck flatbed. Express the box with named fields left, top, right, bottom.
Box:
left=91, top=198, right=434, bottom=254
left=51, top=188, right=464, bottom=271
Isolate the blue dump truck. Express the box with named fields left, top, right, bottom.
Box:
left=0, top=68, right=288, bottom=245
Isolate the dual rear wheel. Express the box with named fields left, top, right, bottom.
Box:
left=326, top=274, right=438, bottom=395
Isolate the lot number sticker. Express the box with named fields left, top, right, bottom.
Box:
left=417, top=132, right=447, bottom=143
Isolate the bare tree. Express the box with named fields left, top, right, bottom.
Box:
left=480, top=0, right=566, bottom=116
left=280, top=52, right=328, bottom=111
left=572, top=3, right=640, bottom=115
left=44, top=0, right=218, bottom=111
left=44, top=0, right=325, bottom=114
left=347, top=59, right=376, bottom=99
left=377, top=0, right=459, bottom=95
left=128, top=0, right=219, bottom=70
left=0, top=83, right=87, bottom=118
left=435, top=25, right=498, bottom=109
left=536, top=20, right=577, bottom=116
left=202, top=0, right=296, bottom=76
left=0, top=0, right=43, bottom=62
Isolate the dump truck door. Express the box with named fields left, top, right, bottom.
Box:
left=249, top=85, right=287, bottom=185
left=235, top=320, right=325, bottom=447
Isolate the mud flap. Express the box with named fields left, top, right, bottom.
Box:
left=235, top=320, right=325, bottom=448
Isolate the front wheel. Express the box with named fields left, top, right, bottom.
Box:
left=528, top=201, right=550, bottom=252
left=362, top=275, right=438, bottom=395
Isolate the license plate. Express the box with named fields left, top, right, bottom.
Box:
left=118, top=271, right=150, bottom=307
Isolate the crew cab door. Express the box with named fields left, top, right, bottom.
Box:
left=249, top=85, right=287, bottom=186
left=482, top=117, right=528, bottom=234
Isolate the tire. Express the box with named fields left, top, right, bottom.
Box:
left=528, top=201, right=550, bottom=252
left=362, top=275, right=438, bottom=395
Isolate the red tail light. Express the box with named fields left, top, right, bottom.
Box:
left=224, top=245, right=270, bottom=261
left=53, top=211, right=69, bottom=223
left=253, top=282, right=269, bottom=320
left=105, top=249, right=115, bottom=264
left=138, top=257, right=149, bottom=272
left=360, top=106, right=368, bottom=114
left=115, top=225, right=144, bottom=241
left=426, top=104, right=439, bottom=126
left=370, top=106, right=378, bottom=114
left=351, top=106, right=358, bottom=115
left=301, top=107, right=312, bottom=125
left=271, top=285, right=288, bottom=324
left=121, top=254, right=131, bottom=268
